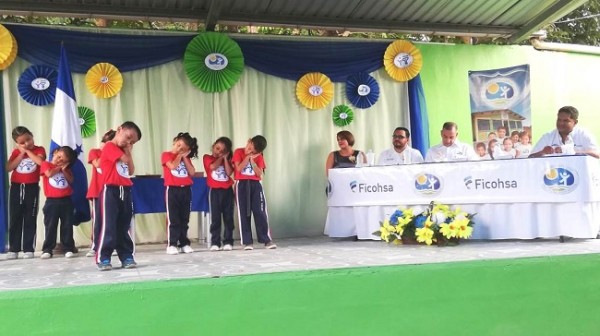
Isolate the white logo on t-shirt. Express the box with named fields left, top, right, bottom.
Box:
left=241, top=162, right=255, bottom=176
left=116, top=161, right=130, bottom=178
left=171, top=161, right=188, bottom=178
left=16, top=158, right=37, bottom=174
left=50, top=172, right=69, bottom=189
left=211, top=165, right=229, bottom=182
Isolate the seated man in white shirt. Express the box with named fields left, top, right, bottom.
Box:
left=425, top=122, right=479, bottom=162
left=529, top=106, right=599, bottom=159
left=377, top=127, right=424, bottom=165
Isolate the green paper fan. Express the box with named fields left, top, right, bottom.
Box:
left=184, top=32, right=244, bottom=92
left=78, top=106, right=96, bottom=138
left=332, top=105, right=354, bottom=127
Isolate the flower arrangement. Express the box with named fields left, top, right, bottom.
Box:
left=374, top=202, right=476, bottom=246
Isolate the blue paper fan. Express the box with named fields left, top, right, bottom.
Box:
left=17, top=65, right=57, bottom=106
left=346, top=72, right=380, bottom=109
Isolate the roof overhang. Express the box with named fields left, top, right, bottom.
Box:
left=0, top=0, right=590, bottom=43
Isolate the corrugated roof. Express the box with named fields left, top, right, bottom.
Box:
left=0, top=0, right=589, bottom=42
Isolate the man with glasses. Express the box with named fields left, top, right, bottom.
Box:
left=378, top=127, right=424, bottom=165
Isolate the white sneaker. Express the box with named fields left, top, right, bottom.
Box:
left=222, top=244, right=233, bottom=251
left=22, top=252, right=35, bottom=259
left=6, top=252, right=17, bottom=260
left=265, top=242, right=277, bottom=250
left=243, top=245, right=254, bottom=251
left=86, top=250, right=96, bottom=257
left=65, top=251, right=76, bottom=258
left=209, top=245, right=221, bottom=252
left=111, top=250, right=118, bottom=256
left=40, top=252, right=52, bottom=259
left=181, top=245, right=194, bottom=254
left=166, top=246, right=179, bottom=255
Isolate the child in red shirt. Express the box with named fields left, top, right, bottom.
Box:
left=161, top=132, right=198, bottom=255
left=232, top=135, right=276, bottom=250
left=95, top=121, right=142, bottom=271
left=203, top=137, right=234, bottom=251
left=39, top=146, right=78, bottom=259
left=85, top=130, right=116, bottom=258
left=6, top=126, right=46, bottom=259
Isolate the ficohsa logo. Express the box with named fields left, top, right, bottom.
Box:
left=350, top=180, right=358, bottom=192
left=543, top=167, right=577, bottom=194
left=349, top=180, right=393, bottom=193
left=414, top=173, right=441, bottom=195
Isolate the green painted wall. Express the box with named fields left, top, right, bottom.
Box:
left=419, top=43, right=600, bottom=145
left=2, top=254, right=600, bottom=335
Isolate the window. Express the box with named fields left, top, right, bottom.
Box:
left=477, top=119, right=491, bottom=131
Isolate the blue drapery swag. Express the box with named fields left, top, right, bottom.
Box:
left=5, top=23, right=429, bottom=151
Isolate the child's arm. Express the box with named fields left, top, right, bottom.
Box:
left=165, top=153, right=184, bottom=170
left=234, top=154, right=251, bottom=172
left=24, top=148, right=46, bottom=166
left=44, top=165, right=63, bottom=177
left=182, top=156, right=196, bottom=176
left=6, top=150, right=25, bottom=171
left=62, top=166, right=74, bottom=184
left=209, top=155, right=225, bottom=171
left=222, top=154, right=233, bottom=176
left=249, top=155, right=264, bottom=178
left=121, top=144, right=135, bottom=175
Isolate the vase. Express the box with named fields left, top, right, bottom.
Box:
left=401, top=235, right=418, bottom=245
left=436, top=236, right=460, bottom=247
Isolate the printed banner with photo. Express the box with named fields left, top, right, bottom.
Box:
left=468, top=64, right=531, bottom=158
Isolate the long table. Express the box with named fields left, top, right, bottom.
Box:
left=325, top=155, right=600, bottom=240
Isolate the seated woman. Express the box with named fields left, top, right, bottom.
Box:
left=325, top=130, right=364, bottom=176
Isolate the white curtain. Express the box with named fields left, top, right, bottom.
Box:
left=2, top=57, right=409, bottom=246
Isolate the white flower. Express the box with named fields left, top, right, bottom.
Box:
left=431, top=211, right=447, bottom=224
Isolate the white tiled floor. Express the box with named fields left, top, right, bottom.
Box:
left=1, top=236, right=600, bottom=291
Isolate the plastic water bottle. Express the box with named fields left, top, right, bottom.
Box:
left=355, top=152, right=364, bottom=167
left=366, top=149, right=375, bottom=166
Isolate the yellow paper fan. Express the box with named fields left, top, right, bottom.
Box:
left=85, top=62, right=123, bottom=98
left=295, top=72, right=334, bottom=110
left=0, top=25, right=18, bottom=70
left=383, top=40, right=423, bottom=82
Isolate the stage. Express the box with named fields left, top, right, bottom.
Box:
left=2, top=237, right=600, bottom=335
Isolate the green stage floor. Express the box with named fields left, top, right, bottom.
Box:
left=2, top=238, right=600, bottom=335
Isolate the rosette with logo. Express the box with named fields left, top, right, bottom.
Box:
left=332, top=104, right=354, bottom=127
left=184, top=32, right=244, bottom=92
left=78, top=106, right=96, bottom=138
left=383, top=40, right=422, bottom=82
left=17, top=65, right=57, bottom=106
left=296, top=72, right=334, bottom=110
left=346, top=72, right=380, bottom=109
left=0, top=24, right=18, bottom=70
left=85, top=62, right=123, bottom=98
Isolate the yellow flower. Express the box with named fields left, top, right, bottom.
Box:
left=456, top=219, right=473, bottom=239
left=416, top=227, right=434, bottom=245
left=394, top=225, right=404, bottom=236
left=424, top=217, right=434, bottom=229
left=439, top=223, right=458, bottom=239
left=397, top=215, right=413, bottom=228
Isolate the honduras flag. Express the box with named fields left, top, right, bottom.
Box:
left=49, top=45, right=91, bottom=224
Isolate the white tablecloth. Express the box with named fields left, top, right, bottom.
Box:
left=325, top=155, right=600, bottom=240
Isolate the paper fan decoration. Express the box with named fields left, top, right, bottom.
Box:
left=0, top=24, right=18, bottom=70
left=332, top=105, right=354, bottom=127
left=78, top=106, right=96, bottom=138
left=383, top=40, right=423, bottom=82
left=296, top=72, right=334, bottom=110
left=85, top=62, right=123, bottom=98
left=17, top=65, right=58, bottom=106
left=346, top=72, right=380, bottom=109
left=184, top=32, right=244, bottom=92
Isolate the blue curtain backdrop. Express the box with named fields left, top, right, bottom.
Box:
left=2, top=24, right=430, bottom=230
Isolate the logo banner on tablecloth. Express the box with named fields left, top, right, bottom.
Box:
left=327, top=156, right=599, bottom=207
left=468, top=64, right=531, bottom=157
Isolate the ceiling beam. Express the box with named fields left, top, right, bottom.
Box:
left=509, top=0, right=590, bottom=43
left=204, top=0, right=222, bottom=31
